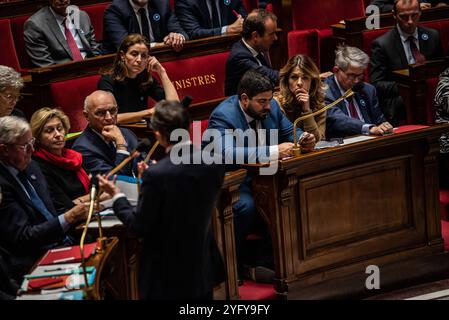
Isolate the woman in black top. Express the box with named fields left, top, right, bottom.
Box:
left=98, top=34, right=179, bottom=124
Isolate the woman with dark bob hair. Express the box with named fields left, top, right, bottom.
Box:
left=274, top=54, right=326, bottom=141
left=98, top=34, right=179, bottom=124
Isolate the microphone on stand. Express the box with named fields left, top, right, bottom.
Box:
left=107, top=139, right=151, bottom=177
left=181, top=95, right=193, bottom=109
left=79, top=176, right=100, bottom=299
left=291, top=82, right=365, bottom=157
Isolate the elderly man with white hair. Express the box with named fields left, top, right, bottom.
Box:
left=0, top=116, right=88, bottom=281
left=0, top=65, right=24, bottom=118
left=324, top=45, right=393, bottom=139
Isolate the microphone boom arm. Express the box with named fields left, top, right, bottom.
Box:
left=292, top=88, right=356, bottom=157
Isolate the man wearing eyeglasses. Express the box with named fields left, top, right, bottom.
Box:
left=325, top=46, right=393, bottom=138
left=72, top=90, right=139, bottom=176
left=370, top=0, right=444, bottom=126
left=0, top=116, right=88, bottom=281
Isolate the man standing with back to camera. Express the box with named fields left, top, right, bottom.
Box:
left=98, top=100, right=225, bottom=300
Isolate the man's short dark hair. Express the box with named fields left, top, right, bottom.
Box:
left=393, top=0, right=420, bottom=15
left=242, top=9, right=277, bottom=40
left=237, top=70, right=274, bottom=99
left=151, top=100, right=190, bottom=144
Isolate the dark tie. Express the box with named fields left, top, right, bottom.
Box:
left=256, top=53, right=269, bottom=67
left=17, top=172, right=54, bottom=221
left=210, top=0, right=220, bottom=28
left=63, top=18, right=83, bottom=61
left=249, top=120, right=259, bottom=145
left=347, top=97, right=359, bottom=119
left=408, top=36, right=426, bottom=64
left=138, top=8, right=151, bottom=41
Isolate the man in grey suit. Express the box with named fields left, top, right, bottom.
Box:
left=24, top=0, right=101, bottom=67
left=370, top=0, right=444, bottom=126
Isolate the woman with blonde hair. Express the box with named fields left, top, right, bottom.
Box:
left=30, top=108, right=90, bottom=212
left=98, top=33, right=179, bottom=124
left=274, top=54, right=326, bottom=141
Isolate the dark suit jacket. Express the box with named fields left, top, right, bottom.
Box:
left=24, top=6, right=101, bottom=67
left=225, top=39, right=279, bottom=96
left=370, top=25, right=443, bottom=123
left=370, top=26, right=443, bottom=91
left=206, top=95, right=302, bottom=164
left=0, top=246, right=19, bottom=300
left=113, top=146, right=225, bottom=299
left=175, top=0, right=247, bottom=39
left=102, top=0, right=188, bottom=53
left=325, top=75, right=386, bottom=138
left=0, top=161, right=65, bottom=280
left=72, top=125, right=138, bottom=176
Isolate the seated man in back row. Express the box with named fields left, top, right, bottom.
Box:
left=370, top=0, right=444, bottom=126
left=205, top=69, right=315, bottom=281
left=24, top=0, right=101, bottom=67
left=325, top=46, right=393, bottom=139
left=72, top=90, right=139, bottom=177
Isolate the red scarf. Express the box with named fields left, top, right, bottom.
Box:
left=34, top=147, right=90, bottom=194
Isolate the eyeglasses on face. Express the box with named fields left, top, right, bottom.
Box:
left=11, top=137, right=35, bottom=152
left=94, top=106, right=118, bottom=118
left=340, top=69, right=365, bottom=81
left=0, top=92, right=22, bottom=103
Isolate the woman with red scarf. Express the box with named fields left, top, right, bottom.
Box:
left=30, top=108, right=90, bottom=212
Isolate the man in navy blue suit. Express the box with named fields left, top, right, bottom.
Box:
left=206, top=70, right=315, bottom=281
left=73, top=90, right=139, bottom=176
left=224, top=9, right=279, bottom=96
left=175, top=0, right=247, bottom=40
left=102, top=0, right=188, bottom=53
left=0, top=116, right=87, bottom=281
left=325, top=46, right=393, bottom=138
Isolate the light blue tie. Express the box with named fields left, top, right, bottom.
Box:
left=17, top=172, right=55, bottom=221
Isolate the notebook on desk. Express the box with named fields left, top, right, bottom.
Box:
left=37, top=242, right=97, bottom=265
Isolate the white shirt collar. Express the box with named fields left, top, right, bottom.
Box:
left=129, top=0, right=146, bottom=15
left=397, top=24, right=419, bottom=43
left=241, top=38, right=259, bottom=58
left=238, top=99, right=255, bottom=124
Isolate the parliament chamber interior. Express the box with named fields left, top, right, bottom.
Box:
left=1, top=0, right=449, bottom=303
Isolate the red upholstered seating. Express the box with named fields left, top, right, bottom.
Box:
left=266, top=3, right=273, bottom=12
left=442, top=220, right=449, bottom=251
left=49, top=75, right=100, bottom=132
left=287, top=29, right=319, bottom=66
left=9, top=15, right=32, bottom=71
left=288, top=0, right=366, bottom=71
left=421, top=20, right=449, bottom=55
left=441, top=190, right=449, bottom=221
left=161, top=52, right=229, bottom=104
left=81, top=3, right=110, bottom=42
left=0, top=19, right=21, bottom=71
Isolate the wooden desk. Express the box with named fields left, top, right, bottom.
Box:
left=247, top=125, right=449, bottom=299
left=393, top=59, right=449, bottom=125
left=86, top=169, right=246, bottom=300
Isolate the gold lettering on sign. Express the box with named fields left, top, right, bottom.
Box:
left=173, top=74, right=217, bottom=90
